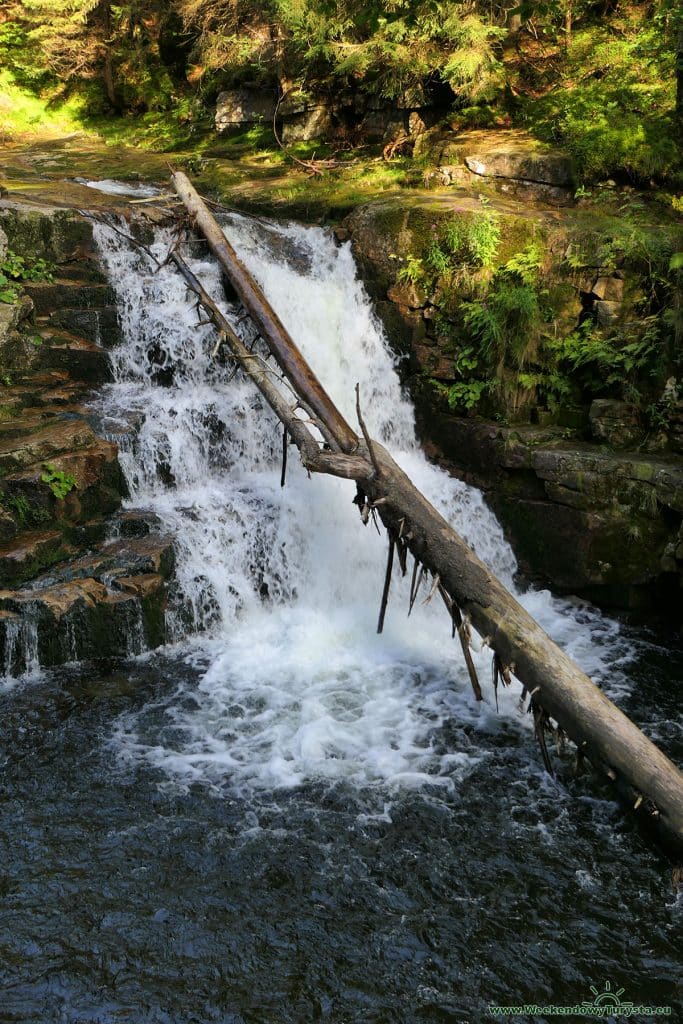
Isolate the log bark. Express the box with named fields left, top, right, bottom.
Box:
left=171, top=174, right=683, bottom=856
left=172, top=171, right=358, bottom=455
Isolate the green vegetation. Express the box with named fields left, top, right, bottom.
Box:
left=516, top=9, right=681, bottom=183
left=0, top=251, right=54, bottom=304
left=2, top=492, right=52, bottom=527
left=0, top=1, right=680, bottom=189
left=0, top=0, right=680, bottom=438
left=41, top=464, right=77, bottom=500
left=403, top=196, right=681, bottom=425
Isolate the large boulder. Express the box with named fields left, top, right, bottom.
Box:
left=413, top=128, right=573, bottom=188
left=281, top=105, right=333, bottom=143
left=418, top=415, right=683, bottom=611
left=0, top=203, right=94, bottom=263
left=215, top=89, right=276, bottom=132
left=464, top=149, right=572, bottom=187
left=589, top=400, right=643, bottom=448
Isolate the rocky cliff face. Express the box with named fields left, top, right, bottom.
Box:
left=0, top=200, right=174, bottom=672
left=341, top=160, right=683, bottom=619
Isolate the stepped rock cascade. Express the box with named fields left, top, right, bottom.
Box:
left=92, top=212, right=636, bottom=795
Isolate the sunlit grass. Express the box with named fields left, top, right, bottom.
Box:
left=0, top=72, right=84, bottom=141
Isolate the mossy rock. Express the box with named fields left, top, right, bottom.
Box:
left=0, top=205, right=94, bottom=264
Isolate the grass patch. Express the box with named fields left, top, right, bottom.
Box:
left=0, top=71, right=85, bottom=141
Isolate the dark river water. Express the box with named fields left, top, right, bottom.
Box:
left=1, top=635, right=681, bottom=1024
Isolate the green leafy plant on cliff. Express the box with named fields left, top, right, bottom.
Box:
left=396, top=254, right=425, bottom=285
left=0, top=250, right=55, bottom=303
left=460, top=244, right=546, bottom=371
left=561, top=217, right=680, bottom=403
left=425, top=202, right=501, bottom=283
left=552, top=318, right=666, bottom=395
left=41, top=463, right=76, bottom=500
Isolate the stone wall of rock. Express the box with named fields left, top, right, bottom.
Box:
left=420, top=415, right=683, bottom=616
left=0, top=201, right=175, bottom=671
left=341, top=192, right=683, bottom=618
left=214, top=84, right=437, bottom=144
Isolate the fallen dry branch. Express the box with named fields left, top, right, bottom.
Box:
left=170, top=171, right=683, bottom=855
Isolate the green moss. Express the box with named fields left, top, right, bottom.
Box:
left=2, top=493, right=52, bottom=529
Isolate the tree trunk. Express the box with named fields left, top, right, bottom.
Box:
left=171, top=171, right=683, bottom=856
left=97, top=1, right=118, bottom=110
left=564, top=5, right=573, bottom=51
left=676, top=22, right=683, bottom=125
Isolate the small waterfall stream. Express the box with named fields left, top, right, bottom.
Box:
left=92, top=214, right=631, bottom=794
left=1, top=207, right=680, bottom=1023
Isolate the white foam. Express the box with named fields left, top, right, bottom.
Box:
left=94, top=214, right=631, bottom=794
left=80, top=178, right=161, bottom=198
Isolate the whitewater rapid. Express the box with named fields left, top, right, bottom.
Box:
left=93, top=213, right=632, bottom=794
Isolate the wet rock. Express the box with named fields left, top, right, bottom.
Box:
left=0, top=532, right=175, bottom=671
left=418, top=413, right=683, bottom=610
left=589, top=400, right=642, bottom=448
left=0, top=417, right=98, bottom=473
left=0, top=203, right=95, bottom=264
left=43, top=441, right=125, bottom=517
left=2, top=438, right=124, bottom=528
left=493, top=496, right=670, bottom=591
left=115, top=572, right=165, bottom=598
left=0, top=224, right=7, bottom=263
left=23, top=279, right=115, bottom=316
left=47, top=306, right=121, bottom=347
left=215, top=89, right=276, bottom=132
left=0, top=529, right=75, bottom=588
left=111, top=509, right=162, bottom=538
left=0, top=573, right=169, bottom=671
left=0, top=297, right=41, bottom=374
left=38, top=331, right=112, bottom=384
left=33, top=534, right=175, bottom=587
left=0, top=418, right=98, bottom=474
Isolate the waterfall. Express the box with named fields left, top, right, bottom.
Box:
left=93, top=213, right=632, bottom=794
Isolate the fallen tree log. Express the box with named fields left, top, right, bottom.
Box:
left=172, top=171, right=358, bottom=456
left=171, top=172, right=683, bottom=855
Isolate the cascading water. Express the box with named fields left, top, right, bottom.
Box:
left=2, top=206, right=680, bottom=1024
left=93, top=214, right=631, bottom=794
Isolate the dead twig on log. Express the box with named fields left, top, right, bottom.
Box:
left=355, top=383, right=380, bottom=478
left=281, top=426, right=288, bottom=488
left=438, top=582, right=483, bottom=701
left=377, top=531, right=395, bottom=634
